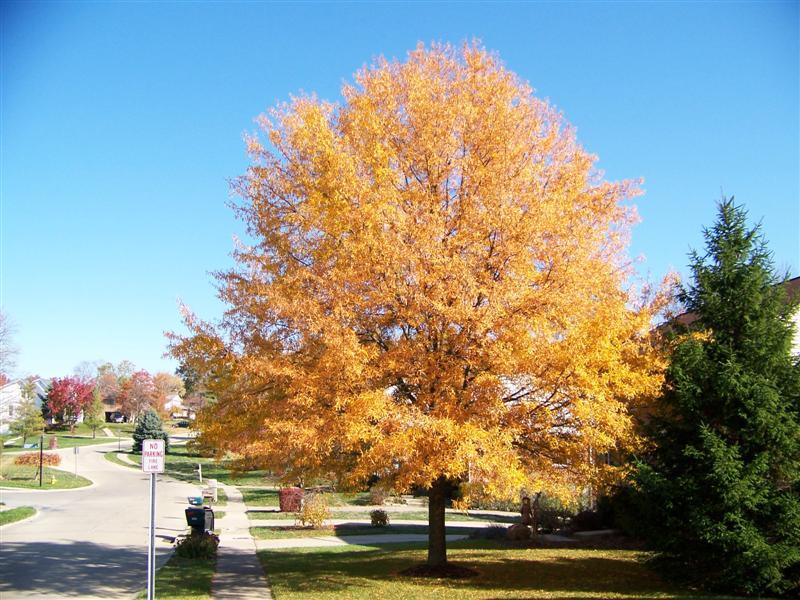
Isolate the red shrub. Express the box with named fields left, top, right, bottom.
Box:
left=14, top=452, right=61, bottom=466
left=278, top=487, right=304, bottom=512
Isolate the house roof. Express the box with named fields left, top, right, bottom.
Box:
left=667, top=275, right=800, bottom=330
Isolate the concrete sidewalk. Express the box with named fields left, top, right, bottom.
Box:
left=212, top=484, right=273, bottom=600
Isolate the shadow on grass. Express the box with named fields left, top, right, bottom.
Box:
left=257, top=541, right=725, bottom=599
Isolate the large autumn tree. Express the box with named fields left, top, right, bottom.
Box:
left=170, top=43, right=666, bottom=569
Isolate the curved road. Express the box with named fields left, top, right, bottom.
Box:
left=0, top=439, right=199, bottom=599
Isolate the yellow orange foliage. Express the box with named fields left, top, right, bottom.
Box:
left=169, top=43, right=669, bottom=507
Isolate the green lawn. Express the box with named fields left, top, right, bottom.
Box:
left=2, top=432, right=119, bottom=451
left=0, top=461, right=92, bottom=489
left=0, top=506, right=36, bottom=526
left=251, top=523, right=479, bottom=540
left=136, top=555, right=214, bottom=600
left=124, top=444, right=273, bottom=486
left=103, top=451, right=138, bottom=469
left=242, top=487, right=280, bottom=507
left=257, top=541, right=742, bottom=599
left=247, top=509, right=514, bottom=523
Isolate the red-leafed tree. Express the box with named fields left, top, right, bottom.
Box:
left=47, top=376, right=95, bottom=433
left=118, top=370, right=157, bottom=421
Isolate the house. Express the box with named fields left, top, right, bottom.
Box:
left=0, top=378, right=49, bottom=434
left=164, top=393, right=194, bottom=420
left=666, top=275, right=800, bottom=354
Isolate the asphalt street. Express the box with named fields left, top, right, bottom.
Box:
left=0, top=438, right=199, bottom=599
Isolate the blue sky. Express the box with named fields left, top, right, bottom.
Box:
left=2, top=1, right=798, bottom=379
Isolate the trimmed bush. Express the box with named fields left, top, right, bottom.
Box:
left=296, top=493, right=330, bottom=528
left=484, top=524, right=508, bottom=540
left=14, top=452, right=61, bottom=467
left=175, top=532, right=219, bottom=559
left=572, top=510, right=605, bottom=531
left=369, top=486, right=387, bottom=505
left=370, top=509, right=389, bottom=527
left=278, top=487, right=304, bottom=512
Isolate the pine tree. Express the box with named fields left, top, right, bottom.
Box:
left=635, top=198, right=800, bottom=596
left=132, top=409, right=169, bottom=453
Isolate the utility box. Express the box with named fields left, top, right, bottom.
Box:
left=185, top=506, right=214, bottom=534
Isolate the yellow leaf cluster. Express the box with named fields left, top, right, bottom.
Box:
left=169, top=42, right=669, bottom=502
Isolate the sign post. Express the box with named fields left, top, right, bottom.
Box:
left=142, top=439, right=165, bottom=600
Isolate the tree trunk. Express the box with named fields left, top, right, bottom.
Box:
left=427, top=477, right=448, bottom=567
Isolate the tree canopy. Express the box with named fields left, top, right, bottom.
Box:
left=170, top=43, right=667, bottom=566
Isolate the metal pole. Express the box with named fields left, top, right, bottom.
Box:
left=39, top=435, right=43, bottom=487
left=147, top=471, right=156, bottom=600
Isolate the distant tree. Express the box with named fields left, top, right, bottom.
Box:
left=119, top=370, right=156, bottom=421
left=0, top=311, right=17, bottom=381
left=132, top=409, right=169, bottom=453
left=47, top=376, right=95, bottom=433
left=10, top=378, right=45, bottom=446
left=95, top=369, right=121, bottom=411
left=153, top=372, right=185, bottom=416
left=634, top=199, right=800, bottom=596
left=84, top=390, right=105, bottom=438
left=73, top=360, right=102, bottom=381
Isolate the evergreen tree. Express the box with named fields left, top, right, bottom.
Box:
left=10, top=380, right=46, bottom=447
left=635, top=198, right=800, bottom=596
left=132, top=409, right=170, bottom=453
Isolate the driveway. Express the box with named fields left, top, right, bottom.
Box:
left=0, top=439, right=199, bottom=598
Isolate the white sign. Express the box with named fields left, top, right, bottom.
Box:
left=142, top=439, right=165, bottom=473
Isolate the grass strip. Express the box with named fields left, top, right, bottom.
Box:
left=104, top=451, right=139, bottom=469
left=0, top=506, right=36, bottom=526
left=250, top=523, right=479, bottom=540
left=0, top=463, right=92, bottom=489
left=135, top=555, right=215, bottom=599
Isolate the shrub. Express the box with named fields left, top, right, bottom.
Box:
left=296, top=493, right=330, bottom=528
left=14, top=452, right=61, bottom=466
left=369, top=486, right=387, bottom=505
left=572, top=510, right=605, bottom=531
left=174, top=532, right=219, bottom=559
left=370, top=509, right=389, bottom=527
left=484, top=524, right=508, bottom=540
left=278, top=487, right=304, bottom=512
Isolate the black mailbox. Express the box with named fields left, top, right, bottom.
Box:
left=185, top=506, right=214, bottom=534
